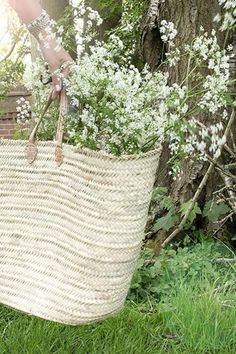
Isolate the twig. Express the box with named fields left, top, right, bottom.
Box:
left=224, top=144, right=236, bottom=159
left=218, top=171, right=236, bottom=213
left=216, top=167, right=236, bottom=183
left=0, top=28, right=26, bottom=64
left=205, top=154, right=236, bottom=182
left=214, top=257, right=236, bottom=263
left=213, top=185, right=227, bottom=195
left=225, top=163, right=236, bottom=170
left=0, top=40, right=18, bottom=63
left=218, top=191, right=234, bottom=211
left=230, top=130, right=236, bottom=152
left=212, top=211, right=234, bottom=237
left=162, top=109, right=235, bottom=248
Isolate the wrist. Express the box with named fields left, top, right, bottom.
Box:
left=26, top=9, right=52, bottom=41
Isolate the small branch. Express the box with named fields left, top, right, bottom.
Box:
left=214, top=257, right=236, bottom=263
left=229, top=130, right=236, bottom=152
left=205, top=154, right=236, bottom=182
left=0, top=28, right=26, bottom=64
left=212, top=212, right=234, bottom=236
left=219, top=171, right=236, bottom=213
left=215, top=167, right=236, bottom=183
left=218, top=191, right=234, bottom=211
left=224, top=144, right=236, bottom=159
left=162, top=109, right=235, bottom=248
left=162, top=157, right=215, bottom=247
left=225, top=163, right=236, bottom=170
left=213, top=185, right=227, bottom=195
left=14, top=35, right=28, bottom=66
left=0, top=40, right=18, bottom=63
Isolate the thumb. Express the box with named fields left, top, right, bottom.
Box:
left=51, top=75, right=62, bottom=100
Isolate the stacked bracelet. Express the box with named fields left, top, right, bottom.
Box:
left=26, top=10, right=51, bottom=39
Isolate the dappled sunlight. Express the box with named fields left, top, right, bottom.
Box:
left=0, top=0, right=9, bottom=56
left=0, top=0, right=21, bottom=59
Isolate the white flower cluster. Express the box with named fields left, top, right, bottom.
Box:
left=69, top=0, right=103, bottom=54
left=160, top=20, right=177, bottom=47
left=23, top=58, right=50, bottom=94
left=214, top=0, right=236, bottom=31
left=22, top=8, right=233, bottom=180
left=110, top=1, right=144, bottom=60
left=22, top=58, right=53, bottom=129
left=168, top=113, right=226, bottom=170
left=187, top=117, right=226, bottom=161
left=168, top=163, right=183, bottom=181
left=189, top=30, right=231, bottom=114
left=65, top=43, right=171, bottom=155
left=166, top=47, right=181, bottom=67
left=16, top=97, right=31, bottom=123
left=158, top=25, right=232, bottom=179
left=87, top=7, right=103, bottom=26
left=70, top=0, right=81, bottom=7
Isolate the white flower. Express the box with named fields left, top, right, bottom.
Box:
left=22, top=9, right=231, bottom=162
left=216, top=0, right=236, bottom=30
left=160, top=21, right=177, bottom=46
left=15, top=98, right=31, bottom=124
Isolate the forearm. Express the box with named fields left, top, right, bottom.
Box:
left=8, top=0, right=42, bottom=24
left=8, top=0, right=73, bottom=99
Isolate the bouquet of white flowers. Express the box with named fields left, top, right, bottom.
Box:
left=64, top=39, right=169, bottom=156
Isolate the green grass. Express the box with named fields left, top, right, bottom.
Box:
left=160, top=279, right=236, bottom=353
left=0, top=303, right=164, bottom=354
left=0, top=240, right=235, bottom=354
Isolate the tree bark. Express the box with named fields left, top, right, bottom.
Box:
left=41, top=0, right=69, bottom=20
left=84, top=0, right=122, bottom=42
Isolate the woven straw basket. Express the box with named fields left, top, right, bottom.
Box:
left=0, top=91, right=162, bottom=325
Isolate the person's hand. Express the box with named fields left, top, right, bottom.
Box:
left=38, top=34, right=73, bottom=99
left=7, top=1, right=73, bottom=98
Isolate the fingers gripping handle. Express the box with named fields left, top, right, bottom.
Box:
left=25, top=89, right=68, bottom=166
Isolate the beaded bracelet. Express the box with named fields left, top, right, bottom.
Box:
left=26, top=9, right=51, bottom=39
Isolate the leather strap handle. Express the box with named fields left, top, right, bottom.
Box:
left=55, top=89, right=68, bottom=166
left=25, top=88, right=68, bottom=166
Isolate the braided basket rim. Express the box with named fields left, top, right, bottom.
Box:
left=0, top=138, right=162, bottom=161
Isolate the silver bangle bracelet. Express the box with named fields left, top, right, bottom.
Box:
left=26, top=10, right=51, bottom=39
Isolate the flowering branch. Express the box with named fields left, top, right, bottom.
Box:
left=162, top=109, right=235, bottom=248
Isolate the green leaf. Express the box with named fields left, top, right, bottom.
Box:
left=203, top=200, right=230, bottom=222
left=159, top=196, right=175, bottom=211
left=135, top=257, right=145, bottom=270
left=153, top=211, right=178, bottom=232
left=151, top=186, right=168, bottom=202
left=180, top=199, right=202, bottom=223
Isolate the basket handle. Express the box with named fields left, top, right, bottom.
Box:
left=25, top=88, right=68, bottom=166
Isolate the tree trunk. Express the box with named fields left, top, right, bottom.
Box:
left=84, top=0, right=122, bottom=42
left=41, top=0, right=69, bottom=20
left=141, top=0, right=235, bottom=247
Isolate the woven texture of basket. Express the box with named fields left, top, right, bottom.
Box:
left=0, top=91, right=161, bottom=325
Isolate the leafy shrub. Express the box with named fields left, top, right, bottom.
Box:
left=0, top=59, right=25, bottom=97
left=128, top=240, right=235, bottom=304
